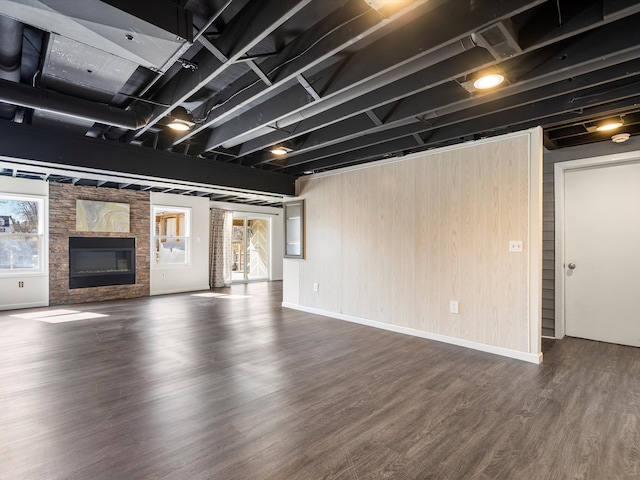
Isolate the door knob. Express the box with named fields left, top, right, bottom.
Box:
left=568, top=263, right=576, bottom=269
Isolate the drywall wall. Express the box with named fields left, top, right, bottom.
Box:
left=150, top=192, right=210, bottom=295
left=284, top=128, right=542, bottom=363
left=0, top=176, right=49, bottom=310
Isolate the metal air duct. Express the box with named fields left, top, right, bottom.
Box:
left=0, top=77, right=151, bottom=130
left=0, top=15, right=23, bottom=82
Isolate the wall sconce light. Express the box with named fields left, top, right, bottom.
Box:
left=167, top=106, right=195, bottom=131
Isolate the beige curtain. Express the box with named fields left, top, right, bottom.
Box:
left=209, top=209, right=233, bottom=287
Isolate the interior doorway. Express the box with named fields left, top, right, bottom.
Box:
left=555, top=154, right=640, bottom=346
left=232, top=215, right=270, bottom=282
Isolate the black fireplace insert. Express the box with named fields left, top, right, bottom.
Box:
left=69, top=237, right=135, bottom=289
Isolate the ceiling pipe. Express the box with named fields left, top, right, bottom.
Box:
left=0, top=15, right=23, bottom=82
left=0, top=77, right=152, bottom=130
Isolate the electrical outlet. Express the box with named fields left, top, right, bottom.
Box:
left=18, top=281, right=24, bottom=288
left=313, top=283, right=319, bottom=292
left=509, top=240, right=523, bottom=253
left=450, top=300, right=459, bottom=314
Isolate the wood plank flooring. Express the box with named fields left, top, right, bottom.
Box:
left=1, top=282, right=639, bottom=479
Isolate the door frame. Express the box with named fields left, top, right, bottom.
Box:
left=231, top=212, right=272, bottom=283
left=554, top=150, right=640, bottom=339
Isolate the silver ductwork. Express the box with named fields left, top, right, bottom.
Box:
left=0, top=0, right=192, bottom=72
left=0, top=77, right=151, bottom=130
left=0, top=15, right=23, bottom=82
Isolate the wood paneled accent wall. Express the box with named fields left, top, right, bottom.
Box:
left=49, top=183, right=150, bottom=305
left=293, top=130, right=542, bottom=358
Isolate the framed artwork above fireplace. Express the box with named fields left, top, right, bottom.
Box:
left=76, top=200, right=130, bottom=233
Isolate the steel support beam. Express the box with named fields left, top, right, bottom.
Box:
left=0, top=123, right=294, bottom=195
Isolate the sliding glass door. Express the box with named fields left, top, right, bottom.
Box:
left=231, top=215, right=269, bottom=282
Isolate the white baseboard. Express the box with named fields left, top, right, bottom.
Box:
left=0, top=301, right=49, bottom=312
left=150, top=285, right=212, bottom=296
left=282, top=302, right=543, bottom=364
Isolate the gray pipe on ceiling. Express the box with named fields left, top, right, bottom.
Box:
left=0, top=15, right=23, bottom=82
left=0, top=76, right=151, bottom=130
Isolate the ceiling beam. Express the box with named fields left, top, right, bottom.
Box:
left=241, top=48, right=489, bottom=163
left=0, top=123, right=294, bottom=195
left=282, top=79, right=640, bottom=175
left=174, top=0, right=435, bottom=147
left=194, top=0, right=548, bottom=153
left=248, top=13, right=640, bottom=166
left=279, top=55, right=640, bottom=164
left=132, top=0, right=314, bottom=139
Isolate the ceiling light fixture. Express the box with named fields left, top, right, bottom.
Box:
left=363, top=0, right=406, bottom=10
left=473, top=73, right=505, bottom=90
left=595, top=118, right=623, bottom=131
left=167, top=106, right=195, bottom=131
left=270, top=146, right=292, bottom=155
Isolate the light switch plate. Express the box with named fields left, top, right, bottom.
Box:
left=450, top=300, right=459, bottom=314
left=509, top=240, right=523, bottom=253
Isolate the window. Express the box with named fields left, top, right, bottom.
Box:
left=153, top=206, right=190, bottom=265
left=0, top=194, right=45, bottom=273
left=284, top=200, right=304, bottom=258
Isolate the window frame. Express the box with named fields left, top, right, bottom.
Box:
left=0, top=193, right=46, bottom=275
left=152, top=205, right=192, bottom=268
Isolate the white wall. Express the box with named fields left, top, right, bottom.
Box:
left=209, top=201, right=284, bottom=281
left=0, top=177, right=49, bottom=310
left=150, top=192, right=210, bottom=295
left=284, top=129, right=543, bottom=363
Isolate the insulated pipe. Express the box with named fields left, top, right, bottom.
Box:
left=0, top=77, right=152, bottom=129
left=0, top=15, right=23, bottom=82
left=220, top=35, right=478, bottom=149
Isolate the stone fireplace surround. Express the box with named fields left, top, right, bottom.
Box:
left=49, top=183, right=150, bottom=305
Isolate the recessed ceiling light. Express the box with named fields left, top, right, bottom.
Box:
left=168, top=120, right=191, bottom=131
left=473, top=73, right=505, bottom=90
left=167, top=106, right=195, bottom=131
left=596, top=119, right=623, bottom=131
left=270, top=146, right=292, bottom=155
left=363, top=0, right=405, bottom=10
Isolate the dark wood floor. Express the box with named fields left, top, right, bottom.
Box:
left=1, top=282, right=639, bottom=479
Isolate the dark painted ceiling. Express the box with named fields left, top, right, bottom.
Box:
left=1, top=0, right=640, bottom=203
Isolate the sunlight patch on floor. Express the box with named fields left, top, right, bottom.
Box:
left=11, top=310, right=109, bottom=323
left=192, top=293, right=252, bottom=299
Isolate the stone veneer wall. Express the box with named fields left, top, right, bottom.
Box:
left=49, top=183, right=150, bottom=305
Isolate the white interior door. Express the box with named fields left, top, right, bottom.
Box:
left=564, top=161, right=640, bottom=346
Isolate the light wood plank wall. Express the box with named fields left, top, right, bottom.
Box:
left=295, top=131, right=540, bottom=354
